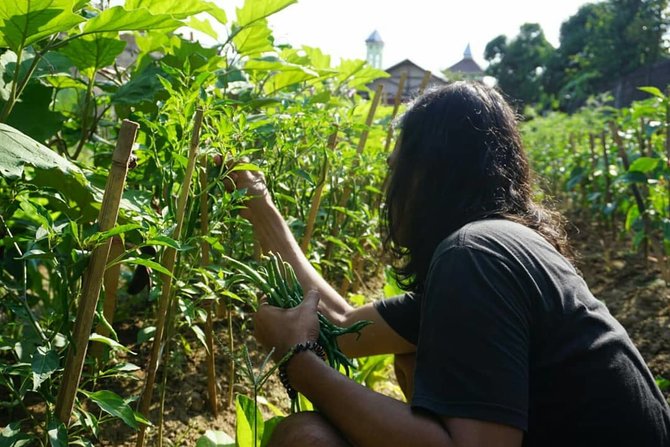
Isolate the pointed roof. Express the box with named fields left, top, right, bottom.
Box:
left=464, top=43, right=473, bottom=59
left=447, top=44, right=483, bottom=74
left=366, top=30, right=383, bottom=43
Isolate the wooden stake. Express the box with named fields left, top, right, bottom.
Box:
left=588, top=133, right=597, bottom=169
left=383, top=72, right=408, bottom=153
left=90, top=236, right=124, bottom=364
left=300, top=130, right=337, bottom=253
left=418, top=71, right=431, bottom=95
left=136, top=109, right=204, bottom=447
left=199, top=153, right=218, bottom=417
left=55, top=119, right=138, bottom=424
left=324, top=85, right=383, bottom=262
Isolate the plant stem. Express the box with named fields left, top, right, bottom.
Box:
left=0, top=216, right=47, bottom=342
left=72, top=75, right=96, bottom=160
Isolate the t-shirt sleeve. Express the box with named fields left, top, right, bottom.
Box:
left=373, top=293, right=420, bottom=345
left=411, top=246, right=530, bottom=431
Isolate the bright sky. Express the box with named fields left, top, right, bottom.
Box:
left=250, top=0, right=597, bottom=74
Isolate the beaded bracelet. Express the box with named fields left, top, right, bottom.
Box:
left=278, top=341, right=326, bottom=400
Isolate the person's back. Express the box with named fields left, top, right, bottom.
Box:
left=413, top=218, right=670, bottom=446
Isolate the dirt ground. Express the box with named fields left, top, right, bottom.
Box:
left=96, top=214, right=670, bottom=446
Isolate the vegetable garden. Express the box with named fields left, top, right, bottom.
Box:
left=0, top=0, right=668, bottom=446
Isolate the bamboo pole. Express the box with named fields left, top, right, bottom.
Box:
left=300, top=130, right=337, bottom=253
left=418, top=70, right=431, bottom=95
left=588, top=133, right=597, bottom=169
left=90, top=236, right=124, bottom=364
left=324, top=84, right=383, bottom=262
left=383, top=72, right=408, bottom=153
left=136, top=109, right=204, bottom=447
left=199, top=153, right=218, bottom=417
left=55, top=119, right=138, bottom=424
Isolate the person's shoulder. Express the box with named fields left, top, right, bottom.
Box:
left=434, top=218, right=545, bottom=258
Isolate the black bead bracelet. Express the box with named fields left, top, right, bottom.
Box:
left=278, top=341, right=326, bottom=400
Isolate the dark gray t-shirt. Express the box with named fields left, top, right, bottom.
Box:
left=375, top=219, right=670, bottom=446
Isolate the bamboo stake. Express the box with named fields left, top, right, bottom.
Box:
left=588, top=133, right=597, bottom=169
left=638, top=117, right=648, bottom=157
left=383, top=72, right=407, bottom=153
left=136, top=109, right=204, bottom=447
left=324, top=85, right=383, bottom=262
left=339, top=250, right=363, bottom=297
left=600, top=131, right=617, bottom=239
left=55, top=119, right=138, bottom=424
left=300, top=130, right=337, bottom=253
left=665, top=87, right=670, bottom=221
left=418, top=71, right=431, bottom=95
left=226, top=305, right=235, bottom=408
left=90, top=236, right=124, bottom=364
left=199, top=153, right=218, bottom=417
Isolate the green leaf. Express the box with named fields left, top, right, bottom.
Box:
left=5, top=82, right=65, bottom=142
left=31, top=346, right=59, bottom=391
left=47, top=420, right=68, bottom=447
left=260, top=416, right=283, bottom=447
left=195, top=430, right=235, bottom=447
left=234, top=0, right=296, bottom=27
left=235, top=395, right=263, bottom=447
left=89, top=333, right=134, bottom=354
left=191, top=325, right=208, bottom=352
left=85, top=223, right=141, bottom=246
left=0, top=123, right=99, bottom=221
left=111, top=257, right=172, bottom=278
left=0, top=422, right=34, bottom=447
left=187, top=17, right=218, bottom=39
left=0, top=0, right=85, bottom=52
left=126, top=0, right=226, bottom=24
left=112, top=63, right=165, bottom=106
left=136, top=326, right=156, bottom=344
left=59, top=33, right=127, bottom=77
left=638, top=86, right=665, bottom=99
left=144, top=235, right=183, bottom=250
left=82, top=6, right=183, bottom=34
left=628, top=156, right=659, bottom=173
left=82, top=390, right=138, bottom=430
left=232, top=19, right=273, bottom=57
left=336, top=59, right=389, bottom=89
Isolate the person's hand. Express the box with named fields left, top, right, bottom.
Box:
left=253, top=290, right=321, bottom=361
left=218, top=156, right=271, bottom=220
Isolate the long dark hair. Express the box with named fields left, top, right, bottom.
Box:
left=384, top=81, right=571, bottom=292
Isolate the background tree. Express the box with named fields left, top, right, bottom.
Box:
left=545, top=0, right=669, bottom=110
left=484, top=23, right=554, bottom=107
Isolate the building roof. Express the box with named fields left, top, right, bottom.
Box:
left=446, top=45, right=483, bottom=74
left=366, top=30, right=383, bottom=44
left=384, top=59, right=447, bottom=83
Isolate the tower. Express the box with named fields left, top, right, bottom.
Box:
left=366, top=30, right=384, bottom=69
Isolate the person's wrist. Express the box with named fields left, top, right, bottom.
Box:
left=278, top=341, right=325, bottom=399
left=241, top=192, right=274, bottom=222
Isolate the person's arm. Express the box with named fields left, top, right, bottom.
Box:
left=253, top=292, right=523, bottom=447
left=230, top=168, right=415, bottom=358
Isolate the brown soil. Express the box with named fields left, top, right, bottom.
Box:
left=95, top=215, right=670, bottom=446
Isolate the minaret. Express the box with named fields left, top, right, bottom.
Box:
left=464, top=43, right=473, bottom=60
left=366, top=30, right=384, bottom=69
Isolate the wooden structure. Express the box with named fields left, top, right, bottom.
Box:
left=367, top=59, right=447, bottom=103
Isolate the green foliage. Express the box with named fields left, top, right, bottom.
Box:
left=0, top=0, right=84, bottom=52
left=523, top=87, right=670, bottom=254
left=0, top=0, right=395, bottom=444
left=484, top=23, right=554, bottom=106
left=484, top=0, right=669, bottom=110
